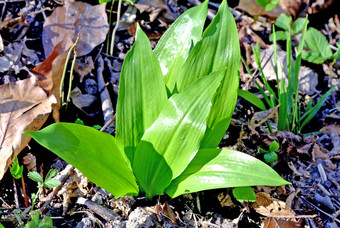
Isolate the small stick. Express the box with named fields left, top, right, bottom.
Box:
left=21, top=175, right=28, bottom=208
left=299, top=196, right=340, bottom=223
left=110, top=0, right=122, bottom=56
left=76, top=197, right=119, bottom=222
left=13, top=179, right=20, bottom=208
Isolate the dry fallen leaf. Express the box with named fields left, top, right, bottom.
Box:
left=252, top=192, right=296, bottom=217
left=42, top=1, right=109, bottom=57
left=249, top=105, right=279, bottom=129
left=0, top=77, right=56, bottom=179
left=237, top=0, right=308, bottom=19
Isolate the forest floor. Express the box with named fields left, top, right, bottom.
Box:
left=0, top=0, right=339, bottom=227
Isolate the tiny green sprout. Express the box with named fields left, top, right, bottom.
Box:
left=256, top=0, right=280, bottom=11
left=74, top=118, right=84, bottom=125
left=10, top=156, right=23, bottom=179
left=28, top=169, right=61, bottom=211
left=258, top=140, right=279, bottom=164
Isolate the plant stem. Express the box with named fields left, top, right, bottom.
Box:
left=106, top=0, right=116, bottom=54
left=110, top=0, right=122, bottom=56
left=59, top=34, right=80, bottom=109
left=65, top=48, right=78, bottom=110
left=31, top=188, right=42, bottom=212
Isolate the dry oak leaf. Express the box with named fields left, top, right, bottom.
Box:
left=0, top=77, right=56, bottom=180
left=42, top=1, right=109, bottom=57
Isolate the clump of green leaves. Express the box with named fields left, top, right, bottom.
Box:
left=75, top=118, right=101, bottom=130
left=239, top=15, right=336, bottom=133
left=259, top=140, right=279, bottom=164
left=302, top=28, right=340, bottom=64
left=26, top=0, right=289, bottom=200
left=269, top=14, right=307, bottom=41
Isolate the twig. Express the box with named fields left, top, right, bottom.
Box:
left=100, top=115, right=116, bottom=132
left=97, top=55, right=115, bottom=133
left=13, top=179, right=20, bottom=208
left=76, top=197, right=119, bottom=222
left=21, top=175, right=28, bottom=208
left=299, top=196, right=340, bottom=223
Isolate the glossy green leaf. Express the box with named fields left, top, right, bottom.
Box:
left=275, top=14, right=292, bottom=31
left=116, top=25, right=168, bottom=163
left=10, top=156, right=23, bottom=179
left=237, top=89, right=266, bottom=111
left=133, top=71, right=224, bottom=198
left=25, top=123, right=139, bottom=198
left=232, top=186, right=256, bottom=203
left=165, top=148, right=290, bottom=198
left=154, top=1, right=208, bottom=91
left=304, top=27, right=332, bottom=60
left=176, top=0, right=240, bottom=147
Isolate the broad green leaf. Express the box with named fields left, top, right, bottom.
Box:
left=292, top=18, right=307, bottom=34
left=275, top=14, right=292, bottom=31
left=154, top=0, right=208, bottom=90
left=116, top=25, right=168, bottom=163
left=165, top=148, right=290, bottom=198
left=26, top=123, right=139, bottom=198
left=301, top=51, right=328, bottom=64
left=237, top=89, right=266, bottom=111
left=232, top=186, right=256, bottom=203
left=176, top=0, right=240, bottom=147
left=304, top=27, right=332, bottom=60
left=10, top=156, right=23, bottom=179
left=28, top=172, right=43, bottom=183
left=133, top=71, right=224, bottom=198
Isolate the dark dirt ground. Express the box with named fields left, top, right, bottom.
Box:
left=0, top=0, right=340, bottom=227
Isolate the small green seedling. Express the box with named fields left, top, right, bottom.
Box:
left=75, top=118, right=102, bottom=130
left=256, top=0, right=280, bottom=11
left=28, top=169, right=60, bottom=211
left=26, top=0, right=289, bottom=201
left=239, top=15, right=336, bottom=134
left=269, top=14, right=307, bottom=41
left=11, top=169, right=59, bottom=228
left=259, top=140, right=279, bottom=164
left=10, top=156, right=23, bottom=179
